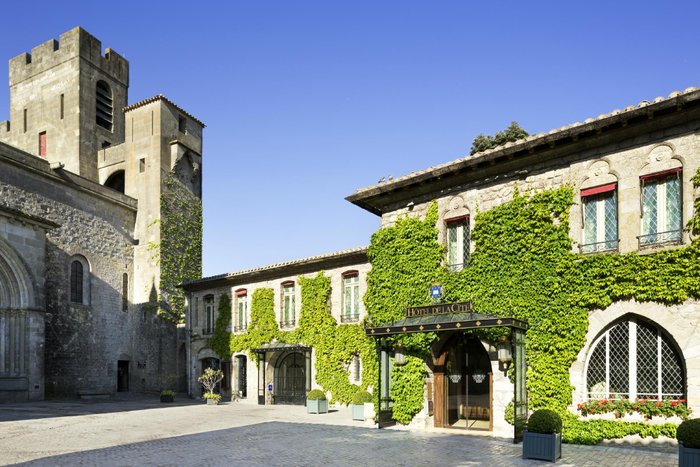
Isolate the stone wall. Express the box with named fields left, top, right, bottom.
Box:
left=0, top=143, right=179, bottom=397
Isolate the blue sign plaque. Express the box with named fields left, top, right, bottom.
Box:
left=430, top=284, right=442, bottom=302
left=267, top=384, right=273, bottom=391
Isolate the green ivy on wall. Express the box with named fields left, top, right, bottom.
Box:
left=209, top=294, right=232, bottom=358
left=362, top=172, right=700, bottom=443
left=149, top=175, right=203, bottom=323
left=223, top=273, right=375, bottom=404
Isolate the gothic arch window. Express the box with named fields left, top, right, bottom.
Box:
left=69, top=255, right=90, bottom=305
left=585, top=316, right=685, bottom=400
left=96, top=80, right=113, bottom=131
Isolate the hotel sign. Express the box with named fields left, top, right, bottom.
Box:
left=405, top=301, right=472, bottom=318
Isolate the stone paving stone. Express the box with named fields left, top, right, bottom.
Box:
left=0, top=398, right=679, bottom=466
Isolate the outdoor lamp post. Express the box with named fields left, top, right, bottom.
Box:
left=497, top=335, right=513, bottom=370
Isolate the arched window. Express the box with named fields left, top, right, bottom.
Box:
left=69, top=256, right=90, bottom=305
left=104, top=170, right=125, bottom=193
left=585, top=317, right=684, bottom=400
left=96, top=80, right=113, bottom=131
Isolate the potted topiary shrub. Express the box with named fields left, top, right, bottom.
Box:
left=352, top=390, right=373, bottom=421
left=306, top=389, right=328, bottom=414
left=160, top=389, right=175, bottom=403
left=523, top=409, right=562, bottom=462
left=203, top=393, right=222, bottom=405
left=677, top=418, right=700, bottom=466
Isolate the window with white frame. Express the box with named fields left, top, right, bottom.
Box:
left=204, top=295, right=215, bottom=335
left=236, top=291, right=248, bottom=332
left=342, top=272, right=360, bottom=322
left=640, top=170, right=682, bottom=247
left=446, top=216, right=469, bottom=272
left=581, top=183, right=618, bottom=254
left=585, top=317, right=684, bottom=401
left=281, top=282, right=295, bottom=327
left=351, top=354, right=361, bottom=384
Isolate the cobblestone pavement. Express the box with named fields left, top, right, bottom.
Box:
left=0, top=397, right=678, bottom=466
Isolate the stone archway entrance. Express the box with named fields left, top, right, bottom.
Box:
left=274, top=352, right=306, bottom=405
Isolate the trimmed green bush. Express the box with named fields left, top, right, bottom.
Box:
left=527, top=409, right=563, bottom=434
left=307, top=389, right=326, bottom=401
left=677, top=418, right=700, bottom=449
left=160, top=389, right=175, bottom=397
left=352, top=390, right=373, bottom=405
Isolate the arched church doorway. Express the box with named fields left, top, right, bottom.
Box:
left=438, top=333, right=492, bottom=430
left=274, top=352, right=306, bottom=405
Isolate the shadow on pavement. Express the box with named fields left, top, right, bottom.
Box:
left=13, top=421, right=511, bottom=467
left=0, top=394, right=201, bottom=422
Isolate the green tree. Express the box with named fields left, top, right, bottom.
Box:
left=470, top=121, right=529, bottom=155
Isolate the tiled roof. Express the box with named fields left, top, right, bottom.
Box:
left=123, top=94, right=205, bottom=127
left=183, top=246, right=369, bottom=286
left=348, top=86, right=700, bottom=200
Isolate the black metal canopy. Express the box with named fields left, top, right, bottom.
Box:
left=251, top=342, right=311, bottom=354
left=365, top=311, right=528, bottom=337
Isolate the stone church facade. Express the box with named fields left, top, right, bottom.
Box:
left=0, top=27, right=203, bottom=401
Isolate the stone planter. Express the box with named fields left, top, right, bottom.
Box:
left=523, top=430, right=562, bottom=462
left=679, top=443, right=700, bottom=467
left=206, top=398, right=219, bottom=405
left=160, top=395, right=174, bottom=403
left=364, top=402, right=375, bottom=422
left=307, top=398, right=328, bottom=414
left=352, top=404, right=364, bottom=421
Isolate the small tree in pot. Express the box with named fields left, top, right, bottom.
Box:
left=306, top=389, right=328, bottom=414
left=677, top=418, right=700, bottom=466
left=352, top=390, right=373, bottom=421
left=198, top=368, right=224, bottom=405
left=523, top=409, right=562, bottom=462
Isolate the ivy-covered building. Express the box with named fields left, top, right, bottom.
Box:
left=184, top=86, right=700, bottom=443
left=182, top=247, right=370, bottom=404
left=0, top=28, right=203, bottom=400
left=346, top=86, right=700, bottom=441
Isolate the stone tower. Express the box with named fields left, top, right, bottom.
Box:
left=0, top=27, right=128, bottom=181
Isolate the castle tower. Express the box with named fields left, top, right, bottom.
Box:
left=0, top=27, right=128, bottom=181
left=118, top=96, right=204, bottom=307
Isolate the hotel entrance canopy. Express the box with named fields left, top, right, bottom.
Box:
left=365, top=302, right=528, bottom=442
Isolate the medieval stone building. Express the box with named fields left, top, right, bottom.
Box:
left=0, top=27, right=203, bottom=401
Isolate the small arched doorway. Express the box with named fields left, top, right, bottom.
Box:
left=235, top=355, right=247, bottom=399
left=437, top=333, right=492, bottom=430
left=274, top=352, right=306, bottom=405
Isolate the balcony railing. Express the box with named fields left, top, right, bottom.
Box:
left=341, top=314, right=360, bottom=323
left=638, top=229, right=682, bottom=249
left=233, top=325, right=247, bottom=333
left=580, top=239, right=619, bottom=255
left=280, top=319, right=296, bottom=328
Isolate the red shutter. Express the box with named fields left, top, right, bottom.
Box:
left=581, top=183, right=616, bottom=197
left=39, top=132, right=47, bottom=157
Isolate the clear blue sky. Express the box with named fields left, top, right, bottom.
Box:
left=2, top=1, right=700, bottom=276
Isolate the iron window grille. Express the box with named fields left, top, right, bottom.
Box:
left=585, top=317, right=684, bottom=401
left=581, top=184, right=619, bottom=254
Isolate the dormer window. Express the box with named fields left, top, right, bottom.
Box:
left=96, top=80, right=113, bottom=131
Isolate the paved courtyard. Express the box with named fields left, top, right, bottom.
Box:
left=0, top=397, right=678, bottom=466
